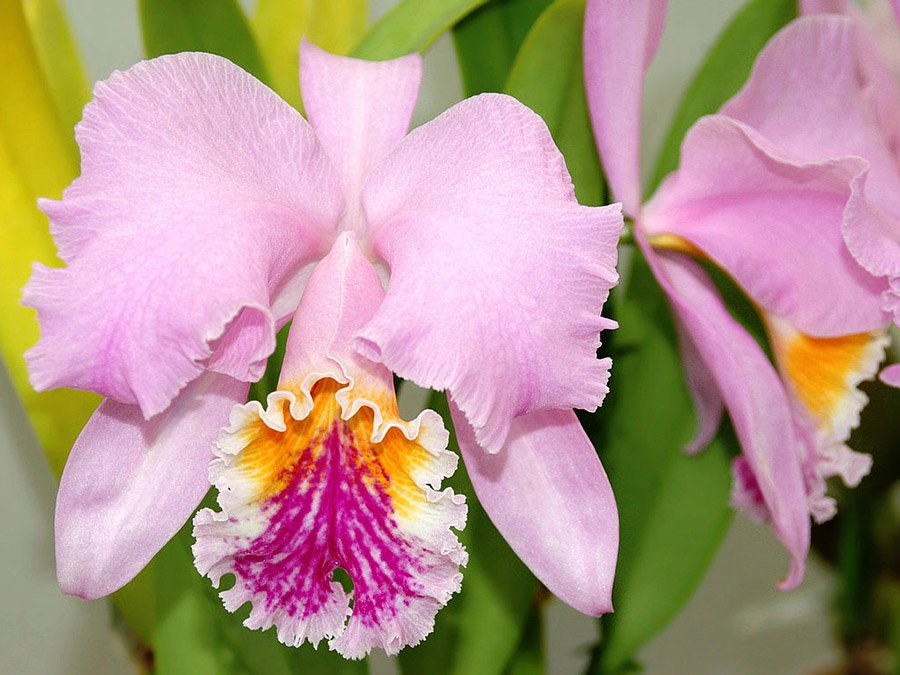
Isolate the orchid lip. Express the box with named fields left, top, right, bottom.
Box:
left=193, top=372, right=467, bottom=658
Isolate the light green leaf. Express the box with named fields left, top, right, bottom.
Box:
left=398, top=393, right=537, bottom=675
left=452, top=0, right=552, bottom=95
left=139, top=0, right=268, bottom=83
left=353, top=0, right=490, bottom=60
left=253, top=0, right=367, bottom=110
left=582, top=259, right=734, bottom=673
left=647, top=0, right=797, bottom=193
left=0, top=0, right=97, bottom=478
left=505, top=0, right=602, bottom=205
left=23, top=0, right=91, bottom=133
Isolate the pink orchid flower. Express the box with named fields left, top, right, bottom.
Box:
left=584, top=0, right=899, bottom=590
left=24, top=43, right=623, bottom=656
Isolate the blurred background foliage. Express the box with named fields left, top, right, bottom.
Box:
left=2, top=0, right=897, bottom=672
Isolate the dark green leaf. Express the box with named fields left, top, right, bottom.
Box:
left=503, top=605, right=544, bottom=675
left=398, top=393, right=538, bottom=675
left=505, top=0, right=603, bottom=205
left=452, top=0, right=552, bottom=95
left=647, top=0, right=796, bottom=193
left=583, top=258, right=734, bottom=673
left=139, top=0, right=268, bottom=83
left=353, top=0, right=490, bottom=60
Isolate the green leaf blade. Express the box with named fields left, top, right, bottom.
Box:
left=353, top=0, right=490, bottom=60
left=139, top=0, right=268, bottom=84
left=452, top=0, right=552, bottom=95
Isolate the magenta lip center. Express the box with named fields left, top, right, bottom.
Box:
left=231, top=420, right=423, bottom=625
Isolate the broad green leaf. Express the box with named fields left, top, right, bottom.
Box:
left=505, top=0, right=602, bottom=205
left=253, top=0, right=367, bottom=110
left=647, top=0, right=796, bottom=193
left=582, top=258, right=734, bottom=673
left=0, top=0, right=98, bottom=476
left=452, top=0, right=552, bottom=95
left=153, top=520, right=366, bottom=675
left=353, top=0, right=491, bottom=60
left=399, top=393, right=537, bottom=675
left=139, top=0, right=268, bottom=83
left=23, top=0, right=91, bottom=133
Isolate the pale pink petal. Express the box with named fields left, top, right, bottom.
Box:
left=583, top=0, right=668, bottom=214
left=194, top=236, right=466, bottom=657
left=24, top=53, right=343, bottom=418
left=677, top=324, right=724, bottom=455
left=642, top=240, right=810, bottom=589
left=879, top=362, right=900, bottom=386
left=451, top=402, right=617, bottom=616
left=55, top=372, right=249, bottom=599
left=720, top=16, right=900, bottom=282
left=299, top=41, right=422, bottom=236
left=358, top=94, right=622, bottom=453
left=722, top=17, right=899, bottom=210
left=644, top=115, right=890, bottom=336
left=799, top=0, right=850, bottom=12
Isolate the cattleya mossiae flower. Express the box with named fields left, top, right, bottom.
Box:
left=23, top=41, right=623, bottom=656
left=584, top=0, right=900, bottom=589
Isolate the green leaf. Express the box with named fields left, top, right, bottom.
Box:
left=153, top=518, right=365, bottom=675
left=353, top=0, right=491, bottom=60
left=452, top=0, right=552, bottom=95
left=582, top=258, right=734, bottom=673
left=398, top=393, right=538, bottom=675
left=253, top=0, right=367, bottom=110
left=503, top=606, right=544, bottom=675
left=505, top=0, right=603, bottom=205
left=647, top=0, right=796, bottom=193
left=139, top=0, right=268, bottom=83
left=23, top=0, right=91, bottom=134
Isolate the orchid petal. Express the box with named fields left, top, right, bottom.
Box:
left=194, top=236, right=466, bottom=657
left=720, top=16, right=900, bottom=283
left=55, top=372, right=248, bottom=599
left=879, top=363, right=900, bottom=387
left=642, top=240, right=810, bottom=589
left=451, top=402, right=617, bottom=616
left=644, top=115, right=889, bottom=336
left=358, top=94, right=622, bottom=453
left=583, top=0, right=667, bottom=215
left=24, top=52, right=343, bottom=418
left=677, top=324, right=724, bottom=455
left=299, top=40, right=422, bottom=233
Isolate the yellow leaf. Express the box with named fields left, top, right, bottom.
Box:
left=0, top=1, right=97, bottom=477
left=253, top=0, right=368, bottom=110
left=23, top=0, right=91, bottom=134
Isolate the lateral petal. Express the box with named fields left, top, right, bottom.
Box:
left=452, top=403, right=618, bottom=616
left=721, top=16, right=900, bottom=285
left=359, top=94, right=622, bottom=452
left=643, top=241, right=810, bottom=589
left=24, top=52, right=343, bottom=418
left=583, top=0, right=668, bottom=215
left=644, top=115, right=889, bottom=336
left=55, top=372, right=248, bottom=599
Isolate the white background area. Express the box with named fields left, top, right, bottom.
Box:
left=1, top=0, right=840, bottom=673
